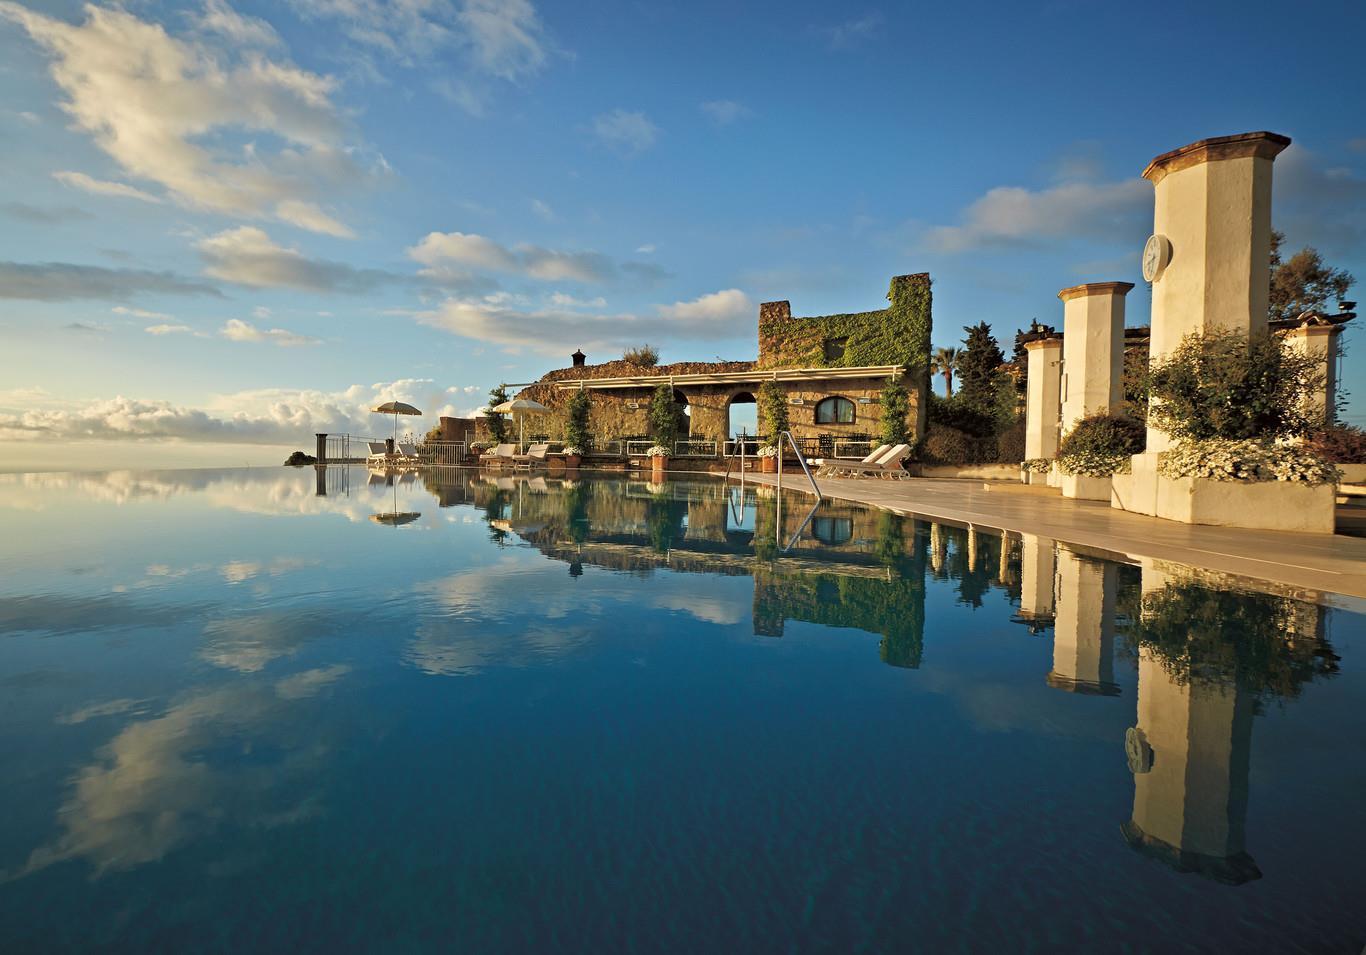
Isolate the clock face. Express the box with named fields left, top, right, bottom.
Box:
left=1142, top=234, right=1169, bottom=282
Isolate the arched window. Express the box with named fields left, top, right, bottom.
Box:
left=814, top=396, right=855, bottom=424
left=811, top=516, right=853, bottom=545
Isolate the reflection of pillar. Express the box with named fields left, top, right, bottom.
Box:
left=315, top=466, right=327, bottom=497
left=930, top=523, right=945, bottom=575
left=1016, top=533, right=1056, bottom=623
left=997, top=531, right=1014, bottom=585
left=965, top=525, right=979, bottom=572
left=1281, top=323, right=1343, bottom=425
left=1023, top=338, right=1063, bottom=485
left=1047, top=548, right=1118, bottom=694
left=1123, top=648, right=1260, bottom=884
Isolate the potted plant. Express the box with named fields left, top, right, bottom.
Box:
left=563, top=390, right=591, bottom=470
left=757, top=444, right=779, bottom=473
left=646, top=444, right=670, bottom=477
left=562, top=445, right=583, bottom=468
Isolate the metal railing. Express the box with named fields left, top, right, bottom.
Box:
left=675, top=439, right=717, bottom=456
left=420, top=441, right=466, bottom=467
left=774, top=429, right=822, bottom=502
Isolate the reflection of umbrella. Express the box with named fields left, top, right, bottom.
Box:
left=371, top=471, right=420, bottom=526
left=372, top=400, right=422, bottom=444
left=491, top=397, right=549, bottom=451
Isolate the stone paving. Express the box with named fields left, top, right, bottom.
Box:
left=735, top=471, right=1366, bottom=605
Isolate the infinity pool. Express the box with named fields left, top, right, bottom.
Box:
left=0, top=467, right=1362, bottom=953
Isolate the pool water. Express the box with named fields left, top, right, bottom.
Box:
left=0, top=467, right=1363, bottom=953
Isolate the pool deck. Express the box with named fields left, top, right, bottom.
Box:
left=735, top=472, right=1366, bottom=603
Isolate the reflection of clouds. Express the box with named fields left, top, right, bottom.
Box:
left=221, top=560, right=262, bottom=583
left=200, top=610, right=341, bottom=673
left=0, top=593, right=208, bottom=636
left=9, top=667, right=347, bottom=880
left=57, top=697, right=151, bottom=725
left=403, top=560, right=752, bottom=676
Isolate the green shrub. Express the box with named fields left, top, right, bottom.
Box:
left=994, top=419, right=1026, bottom=463
left=623, top=343, right=659, bottom=365
left=648, top=384, right=680, bottom=448
left=879, top=378, right=910, bottom=446
left=927, top=392, right=994, bottom=438
left=922, top=423, right=993, bottom=465
left=1056, top=413, right=1145, bottom=476
left=758, top=381, right=788, bottom=445
left=1305, top=423, right=1366, bottom=464
left=1147, top=330, right=1324, bottom=441
left=484, top=384, right=510, bottom=443
left=564, top=389, right=591, bottom=451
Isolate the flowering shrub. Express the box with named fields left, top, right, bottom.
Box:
left=1056, top=414, right=1144, bottom=477
left=645, top=445, right=671, bottom=458
left=1305, top=423, right=1366, bottom=464
left=470, top=441, right=490, bottom=452
left=756, top=445, right=779, bottom=458
left=1159, top=439, right=1341, bottom=486
left=562, top=445, right=583, bottom=456
left=1022, top=458, right=1052, bottom=474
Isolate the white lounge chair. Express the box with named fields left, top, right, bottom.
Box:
left=396, top=442, right=422, bottom=467
left=479, top=443, right=517, bottom=467
left=514, top=443, right=552, bottom=468
left=366, top=441, right=390, bottom=466
left=822, top=444, right=912, bottom=479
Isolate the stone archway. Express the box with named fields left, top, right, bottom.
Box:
left=726, top=391, right=757, bottom=441
left=673, top=389, right=691, bottom=438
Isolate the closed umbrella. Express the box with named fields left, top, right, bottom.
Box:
left=491, top=397, right=549, bottom=452
left=372, top=400, right=423, bottom=447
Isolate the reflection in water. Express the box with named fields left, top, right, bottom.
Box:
left=0, top=466, right=1361, bottom=949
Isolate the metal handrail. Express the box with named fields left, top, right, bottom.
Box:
left=775, top=429, right=822, bottom=502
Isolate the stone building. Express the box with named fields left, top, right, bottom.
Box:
left=500, top=273, right=933, bottom=457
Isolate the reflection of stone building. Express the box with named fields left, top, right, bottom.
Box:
left=1046, top=548, right=1119, bottom=695
left=501, top=274, right=933, bottom=451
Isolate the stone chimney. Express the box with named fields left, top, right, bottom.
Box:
left=571, top=348, right=586, bottom=367
left=759, top=301, right=791, bottom=324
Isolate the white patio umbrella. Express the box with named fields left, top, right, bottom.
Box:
left=491, top=397, right=549, bottom=451
left=372, top=400, right=422, bottom=444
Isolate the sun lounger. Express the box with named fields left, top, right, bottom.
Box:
left=815, top=443, right=891, bottom=475
left=397, top=442, right=420, bottom=462
left=366, top=441, right=390, bottom=466
left=821, top=444, right=912, bottom=479
left=512, top=443, right=551, bottom=468
left=479, top=443, right=517, bottom=466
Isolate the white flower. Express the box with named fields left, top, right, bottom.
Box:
left=1158, top=438, right=1341, bottom=486
left=645, top=445, right=671, bottom=458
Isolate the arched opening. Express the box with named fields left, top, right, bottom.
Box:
left=814, top=395, right=856, bottom=425
left=727, top=391, right=757, bottom=443
left=811, top=516, right=854, bottom=546
left=672, top=389, right=691, bottom=438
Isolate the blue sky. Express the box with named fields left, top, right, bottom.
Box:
left=2, top=0, right=1364, bottom=469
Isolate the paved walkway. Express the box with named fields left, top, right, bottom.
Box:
left=737, top=472, right=1366, bottom=604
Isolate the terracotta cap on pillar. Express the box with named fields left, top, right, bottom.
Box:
left=1058, top=281, right=1136, bottom=302
left=1142, top=131, right=1291, bottom=184
left=1023, top=337, right=1063, bottom=351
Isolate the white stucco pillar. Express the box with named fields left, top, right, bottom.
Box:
left=1142, top=131, right=1291, bottom=453
left=1281, top=323, right=1342, bottom=425
left=1059, top=282, right=1132, bottom=433
left=1016, top=533, right=1056, bottom=624
left=1047, top=547, right=1119, bottom=695
left=1023, top=338, right=1062, bottom=484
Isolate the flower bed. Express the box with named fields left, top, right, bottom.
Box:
left=1158, top=439, right=1341, bottom=486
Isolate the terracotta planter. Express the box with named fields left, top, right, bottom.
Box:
left=760, top=457, right=777, bottom=473
left=564, top=454, right=582, bottom=469
left=650, top=455, right=668, bottom=478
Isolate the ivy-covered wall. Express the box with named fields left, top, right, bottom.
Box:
left=758, top=273, right=932, bottom=437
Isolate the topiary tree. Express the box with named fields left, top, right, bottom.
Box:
left=1147, top=330, right=1324, bottom=440
left=1056, top=413, right=1145, bottom=476
left=484, top=384, right=510, bottom=443
left=564, top=388, right=591, bottom=451
left=648, top=384, right=680, bottom=449
left=879, top=378, right=910, bottom=446
left=757, top=381, right=788, bottom=446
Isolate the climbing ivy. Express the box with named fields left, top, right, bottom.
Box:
left=757, top=274, right=932, bottom=385
left=757, top=381, right=788, bottom=444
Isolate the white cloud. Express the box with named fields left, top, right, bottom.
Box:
left=530, top=197, right=555, bottom=220
left=0, top=261, right=220, bottom=301
left=823, top=12, right=883, bottom=49
left=196, top=0, right=280, bottom=47
left=923, top=178, right=1150, bottom=253
left=197, top=226, right=397, bottom=292
left=0, top=378, right=475, bottom=445
left=415, top=288, right=753, bottom=354
left=592, top=109, right=658, bottom=155
left=252, top=305, right=272, bottom=319
left=2, top=2, right=373, bottom=235
left=407, top=230, right=614, bottom=283
left=289, top=0, right=546, bottom=80
left=635, top=243, right=656, bottom=254
left=548, top=292, right=607, bottom=308
left=145, top=323, right=193, bottom=335
left=53, top=170, right=162, bottom=204
left=112, top=306, right=172, bottom=320
left=17, top=110, right=39, bottom=123
left=220, top=318, right=320, bottom=347
left=700, top=100, right=750, bottom=125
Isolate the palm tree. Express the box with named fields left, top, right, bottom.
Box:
left=931, top=346, right=961, bottom=397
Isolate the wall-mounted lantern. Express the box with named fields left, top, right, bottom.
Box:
left=789, top=397, right=805, bottom=405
